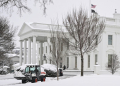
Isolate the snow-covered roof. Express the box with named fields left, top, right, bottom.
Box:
left=25, top=22, right=67, bottom=32
left=7, top=54, right=19, bottom=58
left=3, top=66, right=10, bottom=68
left=12, top=63, right=20, bottom=67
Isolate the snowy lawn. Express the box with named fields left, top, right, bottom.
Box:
left=0, top=73, right=14, bottom=80
left=0, top=74, right=120, bottom=86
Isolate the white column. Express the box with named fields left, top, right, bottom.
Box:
left=28, top=37, right=31, bottom=64
left=32, top=36, right=36, bottom=64
left=24, top=39, right=27, bottom=64
left=36, top=41, right=40, bottom=65
left=40, top=42, right=43, bottom=65
left=20, top=40, right=22, bottom=66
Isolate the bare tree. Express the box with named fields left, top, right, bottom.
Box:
left=106, top=54, right=120, bottom=74
left=0, top=16, right=15, bottom=60
left=0, top=0, right=53, bottom=15
left=63, top=8, right=105, bottom=76
left=48, top=23, right=67, bottom=80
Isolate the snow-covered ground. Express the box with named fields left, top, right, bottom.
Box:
left=0, top=74, right=120, bottom=86
left=0, top=74, right=14, bottom=80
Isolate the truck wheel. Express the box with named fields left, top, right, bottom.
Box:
left=41, top=78, right=43, bottom=82
left=35, top=78, right=37, bottom=82
left=41, top=78, right=45, bottom=82
left=31, top=78, right=37, bottom=83
left=22, top=80, right=26, bottom=83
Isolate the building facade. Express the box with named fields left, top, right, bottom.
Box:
left=18, top=13, right=120, bottom=72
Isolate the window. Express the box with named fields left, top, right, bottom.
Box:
left=88, top=55, right=90, bottom=68
left=95, top=54, right=97, bottom=65
left=67, top=42, right=69, bottom=50
left=88, top=37, right=90, bottom=46
left=67, top=57, right=69, bottom=68
left=50, top=59, right=52, bottom=64
left=96, top=35, right=98, bottom=45
left=75, top=40, right=77, bottom=49
left=108, top=35, right=112, bottom=45
left=61, top=57, right=62, bottom=61
left=75, top=56, right=77, bottom=69
left=108, top=54, right=112, bottom=67
left=50, top=45, right=51, bottom=52
left=60, top=63, right=62, bottom=68
left=39, top=48, right=40, bottom=54
left=46, top=46, right=47, bottom=53
left=61, top=43, right=63, bottom=51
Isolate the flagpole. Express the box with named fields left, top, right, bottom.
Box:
left=89, top=0, right=91, bottom=18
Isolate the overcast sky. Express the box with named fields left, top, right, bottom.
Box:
left=1, top=0, right=120, bottom=47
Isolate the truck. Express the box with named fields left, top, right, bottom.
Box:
left=14, top=64, right=46, bottom=83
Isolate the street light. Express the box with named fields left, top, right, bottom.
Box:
left=43, top=54, right=46, bottom=60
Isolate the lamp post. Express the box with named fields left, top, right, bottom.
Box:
left=43, top=54, right=46, bottom=64
left=43, top=54, right=46, bottom=60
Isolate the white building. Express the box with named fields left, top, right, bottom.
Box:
left=18, top=12, right=120, bottom=73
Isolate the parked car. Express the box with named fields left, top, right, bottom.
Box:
left=41, top=64, right=63, bottom=77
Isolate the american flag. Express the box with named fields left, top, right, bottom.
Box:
left=91, top=4, right=96, bottom=8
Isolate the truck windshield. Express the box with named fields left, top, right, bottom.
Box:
left=25, top=67, right=29, bottom=73
left=30, top=66, right=35, bottom=73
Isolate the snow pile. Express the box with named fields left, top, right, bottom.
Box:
left=3, top=66, right=10, bottom=68
left=14, top=64, right=27, bottom=77
left=14, top=70, right=25, bottom=77
left=41, top=64, right=57, bottom=72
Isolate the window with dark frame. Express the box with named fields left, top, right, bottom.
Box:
left=67, top=57, right=69, bottom=68
left=108, top=54, right=112, bottom=67
left=67, top=41, right=69, bottom=50
left=108, top=35, right=112, bottom=45
left=75, top=40, right=77, bottom=49
left=50, top=45, right=51, bottom=53
left=88, top=55, right=90, bottom=68
left=96, top=35, right=98, bottom=45
left=61, top=43, right=63, bottom=51
left=95, top=54, right=97, bottom=65
left=75, top=56, right=77, bottom=69
left=88, top=37, right=90, bottom=46
left=50, top=59, right=51, bottom=64
left=46, top=46, right=47, bottom=53
left=39, top=48, right=40, bottom=54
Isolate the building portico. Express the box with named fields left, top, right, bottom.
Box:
left=18, top=23, right=51, bottom=66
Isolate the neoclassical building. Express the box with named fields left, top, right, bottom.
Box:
left=18, top=12, right=120, bottom=72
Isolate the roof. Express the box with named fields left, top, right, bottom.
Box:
left=7, top=54, right=19, bottom=58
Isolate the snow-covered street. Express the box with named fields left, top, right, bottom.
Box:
left=0, top=74, right=120, bottom=86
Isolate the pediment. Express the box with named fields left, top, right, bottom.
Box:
left=106, top=49, right=115, bottom=53
left=93, top=49, right=99, bottom=53
left=18, top=23, right=32, bottom=36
